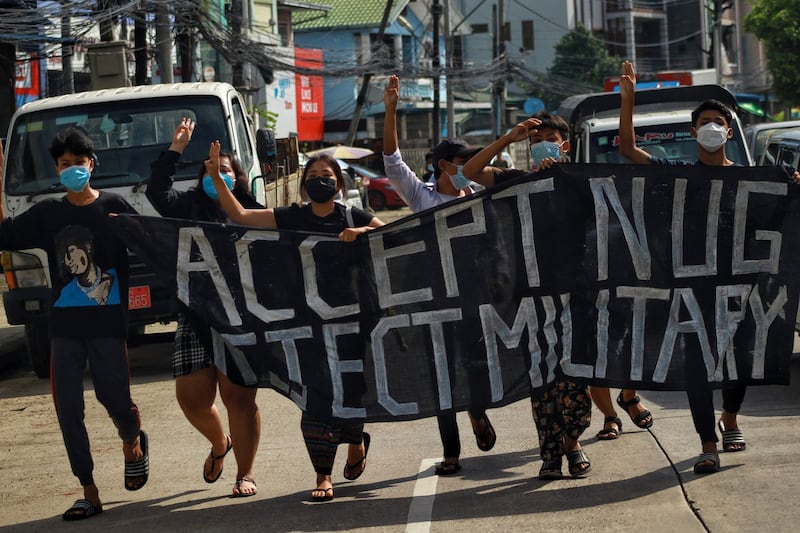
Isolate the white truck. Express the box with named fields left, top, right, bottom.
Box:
left=557, top=84, right=753, bottom=166
left=1, top=82, right=277, bottom=377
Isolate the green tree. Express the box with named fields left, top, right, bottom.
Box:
left=744, top=0, right=800, bottom=105
left=548, top=25, right=619, bottom=89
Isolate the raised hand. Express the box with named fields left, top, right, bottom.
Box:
left=384, top=75, right=400, bottom=110
left=620, top=61, right=636, bottom=99
left=170, top=117, right=195, bottom=154
left=508, top=117, right=542, bottom=143
left=204, top=140, right=221, bottom=178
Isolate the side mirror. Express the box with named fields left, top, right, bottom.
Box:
left=256, top=128, right=276, bottom=169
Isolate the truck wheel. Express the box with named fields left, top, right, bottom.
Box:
left=127, top=324, right=146, bottom=347
left=25, top=322, right=51, bottom=379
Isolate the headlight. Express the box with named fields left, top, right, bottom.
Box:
left=1, top=251, right=48, bottom=288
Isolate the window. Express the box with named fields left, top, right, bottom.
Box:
left=521, top=20, right=534, bottom=51
left=471, top=23, right=489, bottom=34
left=5, top=96, right=230, bottom=194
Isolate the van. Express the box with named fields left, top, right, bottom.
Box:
left=1, top=82, right=274, bottom=377
left=557, top=84, right=752, bottom=166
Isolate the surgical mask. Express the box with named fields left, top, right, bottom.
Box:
left=202, top=174, right=234, bottom=200
left=59, top=165, right=91, bottom=192
left=696, top=123, right=729, bottom=152
left=426, top=164, right=434, bottom=172
left=530, top=141, right=563, bottom=167
left=446, top=165, right=471, bottom=189
left=305, top=177, right=337, bottom=203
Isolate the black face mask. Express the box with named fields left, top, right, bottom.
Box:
left=305, top=177, right=337, bottom=203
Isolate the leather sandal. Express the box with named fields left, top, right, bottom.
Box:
left=566, top=449, right=592, bottom=477
left=617, top=391, right=654, bottom=429
left=597, top=416, right=623, bottom=440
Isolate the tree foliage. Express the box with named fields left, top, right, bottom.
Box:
left=744, top=0, right=800, bottom=104
left=548, top=24, right=619, bottom=88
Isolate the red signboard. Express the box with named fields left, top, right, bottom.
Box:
left=294, top=48, right=324, bottom=142
left=15, top=53, right=39, bottom=106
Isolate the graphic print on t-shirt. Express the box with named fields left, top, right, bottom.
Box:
left=53, top=225, right=121, bottom=307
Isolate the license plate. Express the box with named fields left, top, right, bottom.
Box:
left=128, top=286, right=151, bottom=310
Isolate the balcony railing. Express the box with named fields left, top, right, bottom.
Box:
left=607, top=0, right=666, bottom=13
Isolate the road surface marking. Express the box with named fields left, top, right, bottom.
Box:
left=406, top=458, right=439, bottom=533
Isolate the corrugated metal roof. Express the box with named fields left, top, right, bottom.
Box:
left=292, top=0, right=408, bottom=31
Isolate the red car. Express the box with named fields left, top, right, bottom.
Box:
left=348, top=164, right=407, bottom=210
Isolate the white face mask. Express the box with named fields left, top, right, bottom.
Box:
left=696, top=122, right=729, bottom=152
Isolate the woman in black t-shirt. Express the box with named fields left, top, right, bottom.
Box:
left=207, top=144, right=384, bottom=502
left=146, top=119, right=263, bottom=497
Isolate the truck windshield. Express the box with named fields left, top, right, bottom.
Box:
left=590, top=121, right=750, bottom=166
left=4, top=95, right=229, bottom=195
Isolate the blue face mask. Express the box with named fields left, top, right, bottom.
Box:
left=202, top=174, right=234, bottom=200
left=446, top=164, right=471, bottom=190
left=530, top=141, right=563, bottom=167
left=426, top=164, right=434, bottom=172
left=59, top=165, right=91, bottom=192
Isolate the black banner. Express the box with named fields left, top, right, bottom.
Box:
left=114, top=164, right=800, bottom=422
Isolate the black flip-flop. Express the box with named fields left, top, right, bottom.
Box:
left=475, top=415, right=496, bottom=452
left=204, top=434, right=232, bottom=483
left=310, top=486, right=334, bottom=502
left=343, top=432, right=370, bottom=481
left=124, top=429, right=149, bottom=491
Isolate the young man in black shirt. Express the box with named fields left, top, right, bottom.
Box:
left=0, top=130, right=148, bottom=520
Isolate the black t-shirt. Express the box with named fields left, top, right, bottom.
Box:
left=273, top=202, right=373, bottom=234
left=0, top=192, right=136, bottom=338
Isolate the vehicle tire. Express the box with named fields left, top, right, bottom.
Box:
left=127, top=324, right=146, bottom=347
left=25, top=322, right=51, bottom=379
left=368, top=190, right=386, bottom=211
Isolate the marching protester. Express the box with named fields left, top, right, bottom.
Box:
left=616, top=59, right=800, bottom=473
left=383, top=74, right=498, bottom=476
left=145, top=118, right=261, bottom=497
left=205, top=140, right=383, bottom=502
left=461, top=111, right=593, bottom=479
left=0, top=132, right=148, bottom=520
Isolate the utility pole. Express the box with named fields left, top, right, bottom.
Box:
left=491, top=2, right=505, bottom=140
left=432, top=0, right=442, bottom=145
left=712, top=0, right=723, bottom=85
left=61, top=10, right=74, bottom=93
left=156, top=3, right=173, bottom=83
left=230, top=0, right=244, bottom=88
left=134, top=4, right=148, bottom=85
left=444, top=0, right=455, bottom=138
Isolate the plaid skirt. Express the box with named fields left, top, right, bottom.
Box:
left=172, top=315, right=213, bottom=378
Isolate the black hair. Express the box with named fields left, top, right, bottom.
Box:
left=530, top=110, right=570, bottom=140
left=300, top=154, right=345, bottom=201
left=195, top=150, right=250, bottom=197
left=49, top=127, right=94, bottom=162
left=691, top=100, right=733, bottom=128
